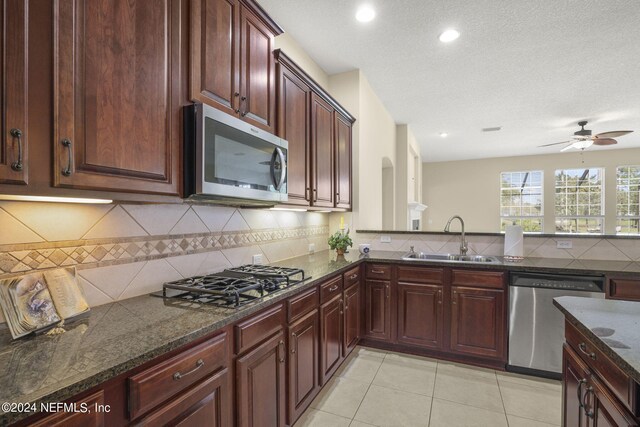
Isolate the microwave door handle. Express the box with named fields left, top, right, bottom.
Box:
left=276, top=147, right=286, bottom=191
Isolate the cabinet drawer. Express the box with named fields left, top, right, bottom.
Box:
left=397, top=266, right=444, bottom=284
left=320, top=275, right=343, bottom=304
left=344, top=266, right=361, bottom=288
left=129, top=332, right=228, bottom=420
left=366, top=264, right=391, bottom=280
left=608, top=278, right=640, bottom=301
left=565, top=321, right=639, bottom=416
left=235, top=304, right=285, bottom=354
left=287, top=286, right=319, bottom=323
left=451, top=270, right=504, bottom=289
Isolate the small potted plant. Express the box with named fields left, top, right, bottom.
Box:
left=328, top=229, right=353, bottom=256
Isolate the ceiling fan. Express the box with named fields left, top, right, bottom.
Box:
left=539, top=121, right=634, bottom=152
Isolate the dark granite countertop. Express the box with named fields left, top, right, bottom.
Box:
left=554, top=296, right=640, bottom=384
left=1, top=249, right=639, bottom=425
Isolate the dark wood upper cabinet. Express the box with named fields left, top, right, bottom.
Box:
left=190, top=0, right=240, bottom=117
left=364, top=279, right=392, bottom=342
left=191, top=0, right=280, bottom=133
left=311, top=93, right=334, bottom=208
left=276, top=62, right=311, bottom=206
left=334, top=113, right=352, bottom=209
left=0, top=0, right=28, bottom=185
left=343, top=282, right=361, bottom=356
left=397, top=283, right=444, bottom=350
left=53, top=0, right=182, bottom=195
left=449, top=285, right=505, bottom=360
left=236, top=331, right=287, bottom=427
left=288, top=310, right=319, bottom=424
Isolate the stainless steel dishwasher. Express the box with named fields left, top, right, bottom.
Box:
left=508, top=271, right=604, bottom=378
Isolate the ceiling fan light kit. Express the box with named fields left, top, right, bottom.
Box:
left=539, top=120, right=634, bottom=152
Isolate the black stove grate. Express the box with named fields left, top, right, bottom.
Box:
left=152, top=265, right=309, bottom=308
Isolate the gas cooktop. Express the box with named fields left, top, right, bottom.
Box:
left=151, top=265, right=308, bottom=308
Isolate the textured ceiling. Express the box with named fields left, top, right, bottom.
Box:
left=259, top=0, right=640, bottom=162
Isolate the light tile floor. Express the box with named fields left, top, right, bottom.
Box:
left=294, top=346, right=561, bottom=427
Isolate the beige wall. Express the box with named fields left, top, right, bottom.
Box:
left=422, top=147, right=640, bottom=233
left=274, top=33, right=330, bottom=89
left=395, top=125, right=422, bottom=230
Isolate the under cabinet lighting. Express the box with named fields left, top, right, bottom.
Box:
left=270, top=207, right=308, bottom=212
left=0, top=195, right=113, bottom=204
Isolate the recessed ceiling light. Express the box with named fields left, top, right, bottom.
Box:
left=440, top=132, right=449, bottom=138
left=356, top=5, right=376, bottom=23
left=439, top=29, right=460, bottom=43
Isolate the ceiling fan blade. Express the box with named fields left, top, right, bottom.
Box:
left=595, top=130, right=633, bottom=139
left=538, top=140, right=572, bottom=147
left=592, top=138, right=618, bottom=146
left=560, top=143, right=577, bottom=152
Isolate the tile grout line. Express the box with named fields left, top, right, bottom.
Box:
left=347, top=349, right=387, bottom=424
left=427, top=361, right=439, bottom=427
left=496, top=373, right=511, bottom=427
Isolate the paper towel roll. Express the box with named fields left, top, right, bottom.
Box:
left=504, top=225, right=524, bottom=259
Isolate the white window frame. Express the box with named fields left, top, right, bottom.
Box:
left=616, top=165, right=640, bottom=235
left=499, top=170, right=544, bottom=233
left=554, top=167, right=605, bottom=235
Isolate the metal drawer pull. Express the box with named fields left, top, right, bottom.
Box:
left=61, top=138, right=73, bottom=176
left=349, top=274, right=358, bottom=280
left=10, top=128, right=23, bottom=171
left=291, top=333, right=296, bottom=353
left=578, top=343, right=596, bottom=360
left=328, top=285, right=339, bottom=292
left=279, top=340, right=285, bottom=363
left=371, top=269, right=385, bottom=274
left=577, top=378, right=587, bottom=409
left=173, top=359, right=204, bottom=380
left=584, top=386, right=595, bottom=418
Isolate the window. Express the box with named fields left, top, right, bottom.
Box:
left=616, top=166, right=640, bottom=234
left=500, top=171, right=543, bottom=232
left=555, top=168, right=604, bottom=234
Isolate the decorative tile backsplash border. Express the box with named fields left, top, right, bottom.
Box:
left=0, top=225, right=328, bottom=277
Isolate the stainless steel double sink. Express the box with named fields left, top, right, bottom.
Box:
left=401, top=252, right=501, bottom=264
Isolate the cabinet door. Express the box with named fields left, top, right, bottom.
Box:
left=563, top=344, right=590, bottom=427
left=288, top=310, right=319, bottom=424
left=237, top=331, right=286, bottom=427
left=277, top=65, right=311, bottom=206
left=136, top=369, right=231, bottom=427
left=190, top=0, right=240, bottom=117
left=397, top=283, right=444, bottom=350
left=53, top=0, right=181, bottom=195
left=450, top=286, right=506, bottom=360
left=238, top=3, right=276, bottom=133
left=0, top=0, right=28, bottom=185
left=364, top=280, right=391, bottom=342
left=334, top=113, right=352, bottom=209
left=320, top=295, right=343, bottom=385
left=30, top=391, right=105, bottom=427
left=310, top=94, right=334, bottom=208
left=343, top=283, right=360, bottom=356
left=589, top=375, right=638, bottom=427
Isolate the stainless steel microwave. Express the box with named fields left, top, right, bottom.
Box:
left=184, top=103, right=288, bottom=205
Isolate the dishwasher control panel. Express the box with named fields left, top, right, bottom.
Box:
left=510, top=272, right=604, bottom=292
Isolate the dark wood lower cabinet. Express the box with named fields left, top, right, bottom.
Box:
left=563, top=344, right=590, bottom=427
left=288, top=310, right=319, bottom=424
left=397, top=282, right=444, bottom=350
left=449, top=286, right=505, bottom=360
left=364, top=280, right=391, bottom=342
left=320, top=295, right=343, bottom=385
left=30, top=391, right=105, bottom=427
left=136, top=369, right=230, bottom=427
left=590, top=375, right=638, bottom=427
left=236, top=331, right=286, bottom=427
left=343, top=283, right=360, bottom=356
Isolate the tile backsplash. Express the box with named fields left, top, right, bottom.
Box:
left=0, top=202, right=330, bottom=320
left=353, top=233, right=640, bottom=262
